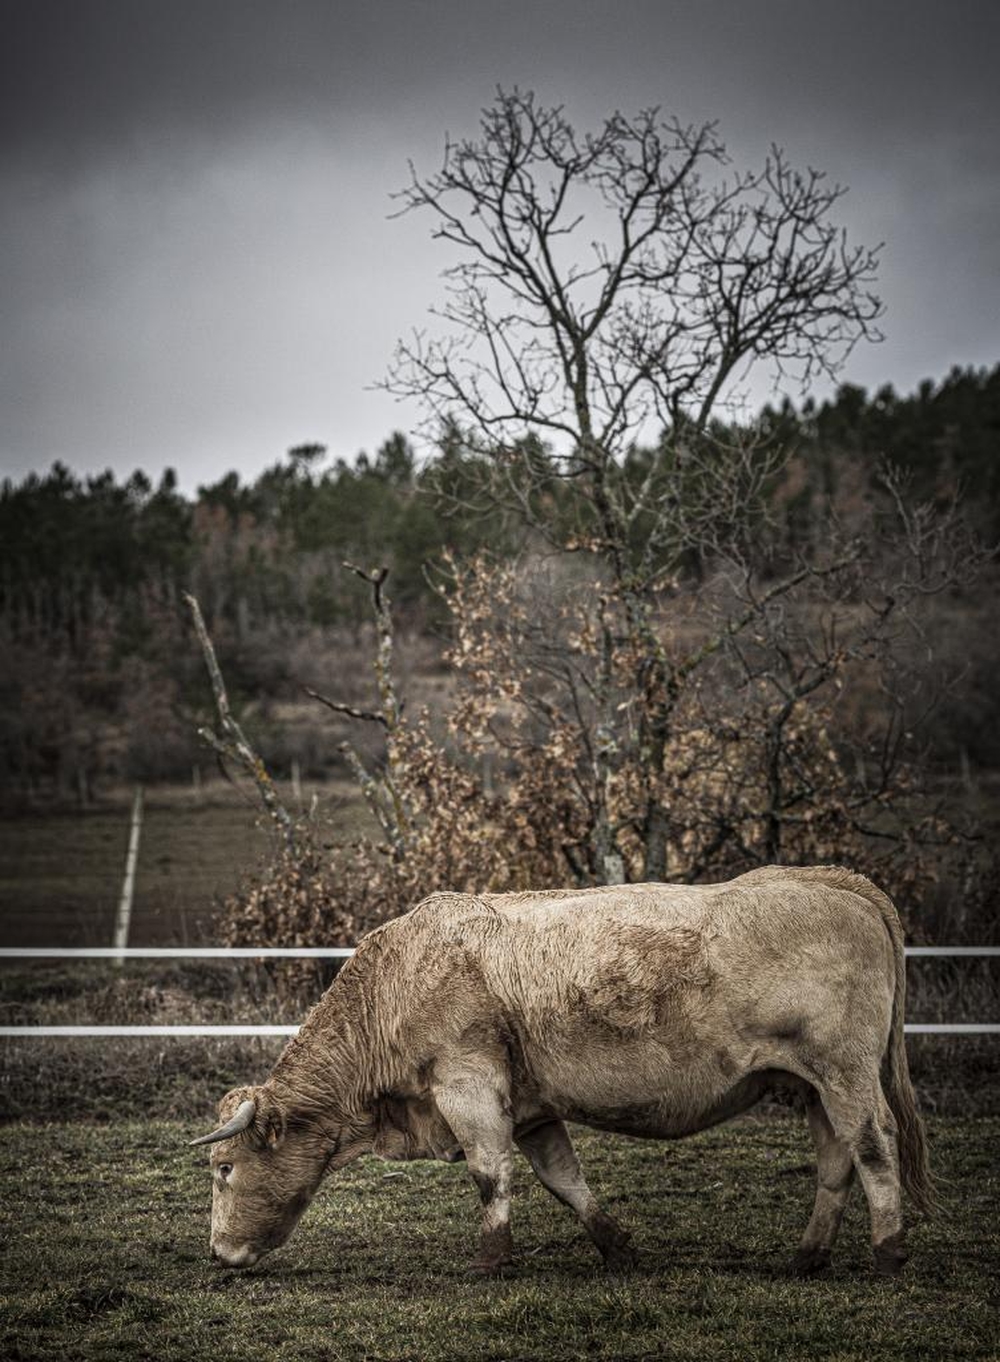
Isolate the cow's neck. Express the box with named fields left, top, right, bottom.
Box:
left=266, top=952, right=391, bottom=1148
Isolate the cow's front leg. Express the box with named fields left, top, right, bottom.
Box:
left=517, top=1119, right=636, bottom=1269
left=432, top=1075, right=514, bottom=1275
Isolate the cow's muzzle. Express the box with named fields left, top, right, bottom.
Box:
left=210, top=1240, right=260, bottom=1268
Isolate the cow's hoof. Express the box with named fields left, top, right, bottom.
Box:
left=591, top=1212, right=637, bottom=1271
left=601, top=1239, right=639, bottom=1272
left=873, top=1233, right=908, bottom=1277
left=471, top=1226, right=513, bottom=1276
left=469, top=1255, right=513, bottom=1277
left=791, top=1247, right=831, bottom=1277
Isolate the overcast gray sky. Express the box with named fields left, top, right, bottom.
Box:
left=2, top=0, right=998, bottom=491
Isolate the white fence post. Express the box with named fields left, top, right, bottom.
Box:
left=112, top=786, right=144, bottom=965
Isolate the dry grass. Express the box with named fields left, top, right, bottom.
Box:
left=1, top=955, right=997, bottom=1124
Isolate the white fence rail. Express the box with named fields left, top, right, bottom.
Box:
left=2, top=945, right=997, bottom=1036
left=3, top=1022, right=998, bottom=1037
left=0, top=947, right=355, bottom=959
left=3, top=946, right=998, bottom=960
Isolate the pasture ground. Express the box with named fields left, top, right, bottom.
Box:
left=2, top=1116, right=997, bottom=1362
left=0, top=782, right=371, bottom=947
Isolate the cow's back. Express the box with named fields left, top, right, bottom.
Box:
left=480, top=869, right=893, bottom=1015
left=370, top=869, right=898, bottom=1137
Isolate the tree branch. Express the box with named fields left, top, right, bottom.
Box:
left=183, top=592, right=296, bottom=849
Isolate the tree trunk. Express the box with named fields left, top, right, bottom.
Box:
left=642, top=802, right=669, bottom=881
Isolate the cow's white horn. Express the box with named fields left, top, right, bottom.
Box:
left=189, top=1098, right=257, bottom=1146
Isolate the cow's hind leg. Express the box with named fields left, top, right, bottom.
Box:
left=792, top=1092, right=855, bottom=1275
left=817, top=1078, right=907, bottom=1276
left=432, top=1077, right=515, bottom=1275
left=516, top=1120, right=636, bottom=1269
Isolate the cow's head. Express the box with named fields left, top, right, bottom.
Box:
left=191, top=1085, right=332, bottom=1267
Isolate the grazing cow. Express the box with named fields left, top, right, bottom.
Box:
left=191, top=866, right=931, bottom=1276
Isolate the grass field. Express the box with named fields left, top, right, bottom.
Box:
left=2, top=1116, right=997, bottom=1362
left=0, top=783, right=372, bottom=947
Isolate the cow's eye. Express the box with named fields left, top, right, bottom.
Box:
left=217, top=1163, right=233, bottom=1180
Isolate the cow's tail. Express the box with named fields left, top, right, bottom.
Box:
left=860, top=875, right=934, bottom=1215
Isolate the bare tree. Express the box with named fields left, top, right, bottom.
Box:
left=388, top=91, right=882, bottom=462
left=386, top=90, right=885, bottom=880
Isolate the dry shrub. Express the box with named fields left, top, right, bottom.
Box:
left=216, top=723, right=576, bottom=957
left=216, top=561, right=586, bottom=953
left=435, top=552, right=986, bottom=931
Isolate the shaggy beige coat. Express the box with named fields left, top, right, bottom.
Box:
left=196, top=865, right=930, bottom=1277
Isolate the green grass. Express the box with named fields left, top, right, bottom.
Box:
left=2, top=1117, right=997, bottom=1361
